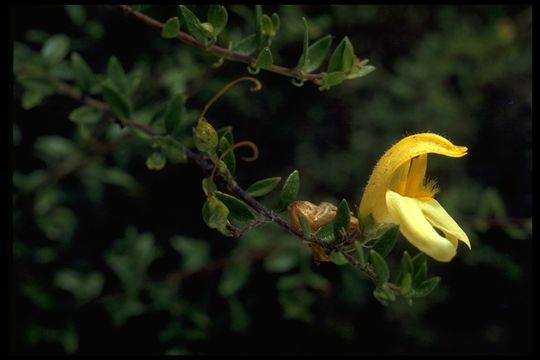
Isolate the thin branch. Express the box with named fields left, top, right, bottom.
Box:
left=53, top=81, right=377, bottom=283
left=115, top=5, right=324, bottom=84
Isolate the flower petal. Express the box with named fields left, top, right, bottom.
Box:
left=389, top=158, right=411, bottom=195
left=404, top=154, right=427, bottom=197
left=386, top=190, right=457, bottom=262
left=359, top=133, right=467, bottom=225
left=417, top=198, right=471, bottom=250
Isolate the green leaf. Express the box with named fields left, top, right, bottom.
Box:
left=372, top=224, right=399, bottom=257
left=146, top=152, right=166, bottom=171
left=152, top=137, right=187, bottom=163
left=215, top=191, right=255, bottom=222
left=69, top=106, right=101, bottom=125
left=27, top=29, right=50, bottom=44
left=34, top=136, right=80, bottom=163
left=414, top=276, right=441, bottom=297
left=478, top=187, right=507, bottom=220
left=315, top=222, right=335, bottom=243
left=18, top=75, right=57, bottom=95
left=102, top=168, right=140, bottom=190
left=306, top=272, right=330, bottom=290
left=261, top=14, right=274, bottom=37
left=254, top=47, right=273, bottom=69
left=264, top=247, right=298, bottom=273
left=219, top=259, right=251, bottom=297
left=228, top=295, right=250, bottom=332
left=297, top=213, right=311, bottom=238
left=193, top=120, right=218, bottom=155
left=346, top=64, right=376, bottom=79
left=171, top=236, right=210, bottom=272
left=217, top=126, right=234, bottom=144
left=164, top=93, right=184, bottom=134
left=278, top=169, right=300, bottom=212
left=41, top=34, right=70, bottom=64
left=71, top=52, right=94, bottom=94
left=296, top=17, right=309, bottom=69
left=370, top=249, right=389, bottom=284
left=411, top=252, right=427, bottom=273
left=208, top=5, right=228, bottom=36
left=161, top=17, right=180, bottom=39
left=373, top=283, right=396, bottom=305
left=107, top=56, right=130, bottom=95
left=305, top=35, right=332, bottom=73
left=354, top=240, right=366, bottom=267
left=277, top=274, right=303, bottom=290
left=330, top=251, right=349, bottom=265
left=180, top=5, right=212, bottom=45
left=232, top=34, right=258, bottom=56
left=202, top=196, right=229, bottom=230
left=396, top=251, right=414, bottom=284
left=333, top=199, right=351, bottom=242
left=54, top=270, right=103, bottom=303
left=254, top=5, right=263, bottom=47
left=201, top=178, right=217, bottom=196
left=327, top=36, right=354, bottom=73
left=413, top=262, right=427, bottom=288
left=102, top=84, right=131, bottom=120
left=271, top=13, right=280, bottom=34
left=246, top=177, right=281, bottom=197
left=399, top=272, right=413, bottom=297
left=318, top=71, right=346, bottom=91
left=21, top=90, right=44, bottom=110
left=65, top=5, right=85, bottom=25
left=219, top=137, right=236, bottom=175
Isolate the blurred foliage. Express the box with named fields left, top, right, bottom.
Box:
left=10, top=4, right=531, bottom=355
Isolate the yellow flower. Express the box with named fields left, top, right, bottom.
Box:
left=358, top=133, right=471, bottom=262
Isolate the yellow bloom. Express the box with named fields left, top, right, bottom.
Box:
left=358, top=133, right=471, bottom=262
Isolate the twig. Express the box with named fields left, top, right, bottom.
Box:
left=115, top=5, right=324, bottom=84
left=53, top=81, right=378, bottom=283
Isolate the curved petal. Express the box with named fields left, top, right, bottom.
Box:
left=386, top=190, right=457, bottom=262
left=417, top=198, right=471, bottom=249
left=359, top=133, right=468, bottom=225
left=404, top=154, right=427, bottom=197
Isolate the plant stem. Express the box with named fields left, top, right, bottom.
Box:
left=115, top=5, right=324, bottom=84
left=54, top=81, right=378, bottom=283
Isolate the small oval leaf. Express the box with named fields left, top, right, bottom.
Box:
left=202, top=196, right=229, bottom=230
left=208, top=5, right=228, bottom=36
left=306, top=35, right=333, bottom=72
left=330, top=251, right=349, bottom=265
left=71, top=52, right=93, bottom=94
left=162, top=17, right=180, bottom=39
left=278, top=169, right=300, bottom=212
left=193, top=120, right=218, bottom=155
left=254, top=47, right=273, bottom=69
left=102, top=84, right=131, bottom=120
left=414, top=276, right=441, bottom=298
left=232, top=34, right=258, bottom=56
left=372, top=224, right=399, bottom=257
left=219, top=137, right=236, bottom=175
left=41, top=34, right=70, bottom=64
left=69, top=106, right=101, bottom=125
left=333, top=199, right=351, bottom=242
left=146, top=152, right=166, bottom=171
left=164, top=93, right=184, bottom=134
left=245, top=177, right=281, bottom=197
left=215, top=191, right=255, bottom=222
left=219, top=259, right=250, bottom=297
left=370, top=249, right=389, bottom=284
left=107, top=56, right=130, bottom=95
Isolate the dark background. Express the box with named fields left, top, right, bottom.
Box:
left=10, top=5, right=532, bottom=355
